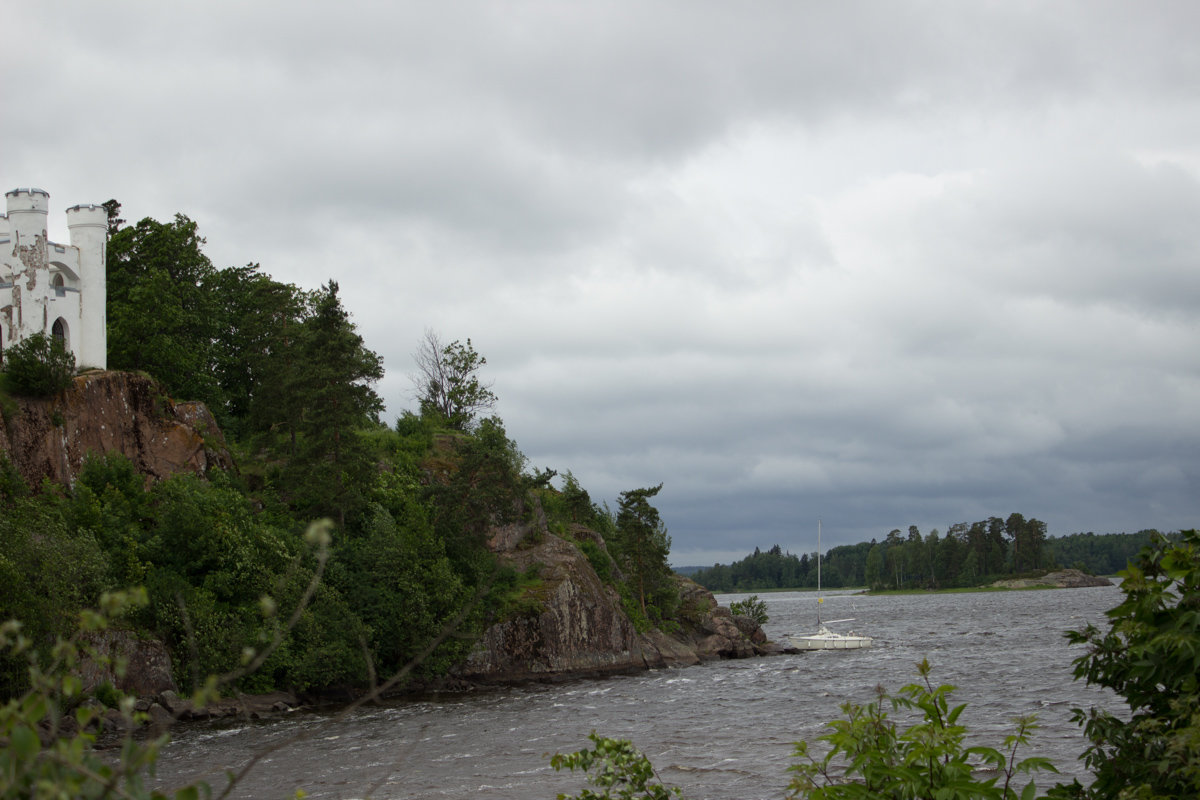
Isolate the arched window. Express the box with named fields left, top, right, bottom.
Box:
left=0, top=307, right=8, bottom=365
left=52, top=317, right=69, bottom=350
left=53, top=273, right=66, bottom=297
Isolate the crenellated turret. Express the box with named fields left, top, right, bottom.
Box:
left=67, top=204, right=108, bottom=368
left=5, top=188, right=50, bottom=249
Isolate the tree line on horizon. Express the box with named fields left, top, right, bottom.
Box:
left=689, top=519, right=1169, bottom=592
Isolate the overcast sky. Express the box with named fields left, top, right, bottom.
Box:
left=6, top=2, right=1198, bottom=564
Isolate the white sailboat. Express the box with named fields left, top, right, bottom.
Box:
left=788, top=520, right=873, bottom=651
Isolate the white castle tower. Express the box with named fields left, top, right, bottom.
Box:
left=0, top=188, right=107, bottom=371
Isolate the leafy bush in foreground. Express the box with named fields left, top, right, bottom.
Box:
left=787, top=659, right=1052, bottom=799
left=551, top=732, right=682, bottom=800
left=0, top=590, right=205, bottom=800
left=1051, top=529, right=1200, bottom=799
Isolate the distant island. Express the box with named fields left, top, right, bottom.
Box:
left=686, top=524, right=1169, bottom=593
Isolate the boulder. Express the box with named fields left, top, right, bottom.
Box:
left=733, top=614, right=769, bottom=645
left=146, top=703, right=176, bottom=731
left=636, top=629, right=700, bottom=667
left=671, top=577, right=767, bottom=660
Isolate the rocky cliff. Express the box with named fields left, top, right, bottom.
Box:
left=0, top=370, right=233, bottom=488
left=455, top=518, right=771, bottom=685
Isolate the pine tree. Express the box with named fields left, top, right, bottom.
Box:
left=612, top=484, right=674, bottom=621
left=285, top=281, right=384, bottom=527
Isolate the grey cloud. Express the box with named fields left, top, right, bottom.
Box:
left=5, top=1, right=1199, bottom=564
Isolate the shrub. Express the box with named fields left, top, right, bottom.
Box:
left=580, top=539, right=614, bottom=584
left=1, top=332, right=76, bottom=397
left=0, top=589, right=208, bottom=800
left=786, top=659, right=1054, bottom=799
left=730, top=594, right=769, bottom=625
left=552, top=732, right=683, bottom=800
left=1052, top=529, right=1200, bottom=799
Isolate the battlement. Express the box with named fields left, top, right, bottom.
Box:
left=6, top=188, right=50, bottom=214
left=67, top=203, right=108, bottom=227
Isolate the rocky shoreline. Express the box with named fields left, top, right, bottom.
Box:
left=989, top=568, right=1113, bottom=589
left=80, top=533, right=778, bottom=734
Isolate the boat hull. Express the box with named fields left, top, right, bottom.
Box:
left=788, top=626, right=873, bottom=650
left=789, top=634, right=873, bottom=650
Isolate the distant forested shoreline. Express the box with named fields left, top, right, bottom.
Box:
left=686, top=522, right=1169, bottom=592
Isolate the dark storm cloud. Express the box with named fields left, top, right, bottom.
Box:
left=4, top=1, right=1198, bottom=563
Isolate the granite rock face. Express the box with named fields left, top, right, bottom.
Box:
left=671, top=576, right=763, bottom=660
left=454, top=533, right=651, bottom=682
left=0, top=371, right=233, bottom=487
left=456, top=520, right=770, bottom=684
left=78, top=630, right=178, bottom=697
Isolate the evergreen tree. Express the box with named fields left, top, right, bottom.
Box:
left=865, top=543, right=885, bottom=590
left=284, top=281, right=384, bottom=527
left=612, top=484, right=676, bottom=623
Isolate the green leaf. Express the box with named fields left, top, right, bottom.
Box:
left=10, top=724, right=40, bottom=760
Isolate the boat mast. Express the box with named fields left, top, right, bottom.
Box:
left=817, top=519, right=822, bottom=625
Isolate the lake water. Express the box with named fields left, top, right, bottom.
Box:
left=150, top=585, right=1123, bottom=799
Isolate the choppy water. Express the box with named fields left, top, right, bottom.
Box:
left=150, top=585, right=1123, bottom=799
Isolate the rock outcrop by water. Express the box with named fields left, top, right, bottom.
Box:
left=0, top=370, right=233, bottom=488
left=455, top=520, right=771, bottom=685
left=990, top=568, right=1112, bottom=589
left=455, top=531, right=648, bottom=683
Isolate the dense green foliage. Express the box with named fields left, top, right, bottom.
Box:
left=1050, top=529, right=1200, bottom=799
left=0, top=332, right=76, bottom=397
left=4, top=207, right=651, bottom=704
left=691, top=519, right=1172, bottom=593
left=106, top=213, right=223, bottom=409
left=1045, top=530, right=1165, bottom=577
left=0, top=205, right=695, bottom=710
